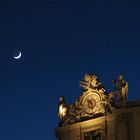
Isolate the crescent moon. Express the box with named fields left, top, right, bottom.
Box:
left=14, top=52, right=22, bottom=59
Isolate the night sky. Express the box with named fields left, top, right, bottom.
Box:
left=0, top=0, right=140, bottom=140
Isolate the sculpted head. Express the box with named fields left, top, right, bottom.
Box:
left=118, top=75, right=123, bottom=81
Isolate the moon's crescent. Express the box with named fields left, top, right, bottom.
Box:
left=14, top=52, right=22, bottom=59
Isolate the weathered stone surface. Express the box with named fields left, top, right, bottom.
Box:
left=55, top=101, right=140, bottom=140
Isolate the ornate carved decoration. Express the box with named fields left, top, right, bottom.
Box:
left=58, top=73, right=128, bottom=126
left=80, top=74, right=105, bottom=93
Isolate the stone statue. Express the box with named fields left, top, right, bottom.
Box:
left=80, top=73, right=92, bottom=91
left=58, top=96, right=67, bottom=120
left=80, top=73, right=105, bottom=93
left=113, top=75, right=128, bottom=102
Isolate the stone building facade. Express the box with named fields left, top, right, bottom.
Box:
left=55, top=74, right=140, bottom=140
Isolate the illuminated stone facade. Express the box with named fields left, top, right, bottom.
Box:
left=55, top=102, right=140, bottom=140
left=55, top=74, right=140, bottom=140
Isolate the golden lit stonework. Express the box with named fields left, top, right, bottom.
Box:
left=57, top=73, right=128, bottom=127
left=81, top=90, right=103, bottom=114
left=59, top=104, right=67, bottom=119
left=56, top=74, right=140, bottom=140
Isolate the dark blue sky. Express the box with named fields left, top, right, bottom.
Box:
left=0, top=0, right=140, bottom=140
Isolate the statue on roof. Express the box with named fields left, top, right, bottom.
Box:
left=112, top=75, right=128, bottom=103
left=80, top=73, right=105, bottom=93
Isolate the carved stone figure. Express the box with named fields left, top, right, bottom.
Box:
left=80, top=73, right=92, bottom=91
left=80, top=73, right=105, bottom=93
left=58, top=96, right=67, bottom=123
left=113, top=75, right=128, bottom=102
